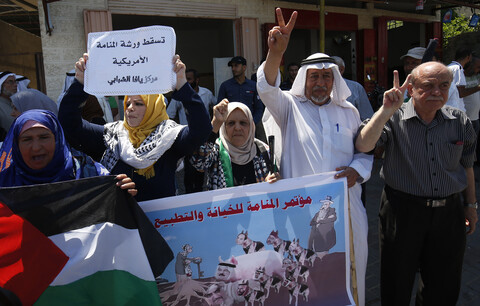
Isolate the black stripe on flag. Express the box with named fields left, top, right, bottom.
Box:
left=0, top=175, right=173, bottom=277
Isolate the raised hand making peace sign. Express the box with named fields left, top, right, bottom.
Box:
left=268, top=8, right=298, bottom=55
left=355, top=70, right=411, bottom=153
left=382, top=70, right=411, bottom=116
left=264, top=8, right=298, bottom=86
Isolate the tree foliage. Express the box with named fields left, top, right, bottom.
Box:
left=443, top=14, right=480, bottom=48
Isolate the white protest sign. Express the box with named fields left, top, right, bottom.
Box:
left=85, top=26, right=176, bottom=96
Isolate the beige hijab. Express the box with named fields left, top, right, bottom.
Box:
left=219, top=102, right=256, bottom=165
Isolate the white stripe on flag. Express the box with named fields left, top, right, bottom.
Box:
left=48, top=222, right=155, bottom=286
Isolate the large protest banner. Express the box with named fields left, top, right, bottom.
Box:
left=0, top=176, right=172, bottom=305
left=140, top=172, right=355, bottom=306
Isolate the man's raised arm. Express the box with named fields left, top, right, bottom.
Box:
left=458, top=85, right=480, bottom=98
left=355, top=71, right=411, bottom=152
left=264, top=8, right=297, bottom=86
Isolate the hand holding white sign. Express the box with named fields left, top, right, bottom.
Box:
left=172, top=54, right=186, bottom=90
left=74, top=53, right=88, bottom=85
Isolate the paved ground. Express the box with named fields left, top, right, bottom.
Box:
left=364, top=159, right=480, bottom=306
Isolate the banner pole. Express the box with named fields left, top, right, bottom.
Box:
left=348, top=195, right=359, bottom=305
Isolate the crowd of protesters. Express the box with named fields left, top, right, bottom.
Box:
left=1, top=7, right=480, bottom=306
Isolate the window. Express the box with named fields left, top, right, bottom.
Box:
left=387, top=20, right=404, bottom=30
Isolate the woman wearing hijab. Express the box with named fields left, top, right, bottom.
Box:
left=11, top=88, right=59, bottom=118
left=58, top=54, right=211, bottom=201
left=0, top=109, right=135, bottom=195
left=190, top=99, right=279, bottom=190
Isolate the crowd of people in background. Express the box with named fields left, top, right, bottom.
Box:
left=2, top=7, right=480, bottom=306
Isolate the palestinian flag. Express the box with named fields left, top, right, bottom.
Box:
left=0, top=176, right=173, bottom=305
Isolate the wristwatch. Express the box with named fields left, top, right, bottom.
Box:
left=464, top=202, right=478, bottom=209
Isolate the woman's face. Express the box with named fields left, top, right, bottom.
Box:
left=225, top=108, right=250, bottom=147
left=125, top=95, right=146, bottom=127
left=18, top=127, right=55, bottom=170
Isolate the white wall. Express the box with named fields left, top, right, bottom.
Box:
left=38, top=0, right=108, bottom=100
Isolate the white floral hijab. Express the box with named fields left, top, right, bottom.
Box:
left=219, top=102, right=257, bottom=165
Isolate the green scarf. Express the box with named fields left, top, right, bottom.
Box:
left=217, top=138, right=234, bottom=187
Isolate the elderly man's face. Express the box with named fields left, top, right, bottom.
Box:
left=305, top=68, right=334, bottom=105
left=409, top=62, right=451, bottom=116
left=2, top=76, right=17, bottom=97
left=403, top=57, right=422, bottom=75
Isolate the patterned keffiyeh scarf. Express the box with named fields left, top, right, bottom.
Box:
left=101, top=120, right=184, bottom=178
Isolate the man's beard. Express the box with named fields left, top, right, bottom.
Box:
left=311, top=95, right=329, bottom=104
left=2, top=88, right=15, bottom=97
left=310, top=86, right=330, bottom=104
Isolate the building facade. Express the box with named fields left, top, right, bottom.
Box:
left=29, top=0, right=446, bottom=100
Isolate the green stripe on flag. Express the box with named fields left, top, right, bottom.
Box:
left=217, top=138, right=234, bottom=187
left=0, top=176, right=173, bottom=304
left=35, top=270, right=161, bottom=305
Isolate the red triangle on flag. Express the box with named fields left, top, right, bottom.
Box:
left=0, top=202, right=69, bottom=305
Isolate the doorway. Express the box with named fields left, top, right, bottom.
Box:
left=112, top=14, right=235, bottom=93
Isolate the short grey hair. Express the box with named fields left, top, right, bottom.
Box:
left=331, top=56, right=345, bottom=68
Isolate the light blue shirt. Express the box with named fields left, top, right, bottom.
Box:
left=167, top=86, right=216, bottom=124
left=344, top=78, right=374, bottom=121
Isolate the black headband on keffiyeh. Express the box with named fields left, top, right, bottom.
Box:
left=300, top=56, right=336, bottom=66
left=290, top=53, right=351, bottom=103
left=0, top=71, right=13, bottom=80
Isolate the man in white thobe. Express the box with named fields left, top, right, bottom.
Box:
left=257, top=9, right=372, bottom=306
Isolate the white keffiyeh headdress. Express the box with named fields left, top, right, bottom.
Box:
left=290, top=53, right=352, bottom=107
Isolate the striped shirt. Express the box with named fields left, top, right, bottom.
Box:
left=369, top=101, right=476, bottom=198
